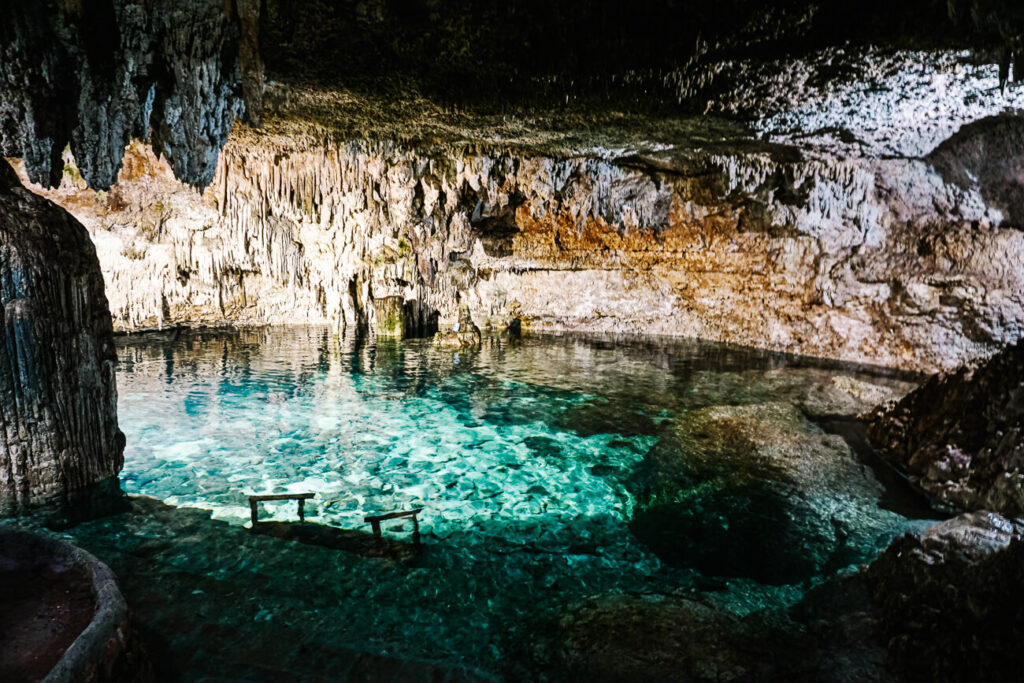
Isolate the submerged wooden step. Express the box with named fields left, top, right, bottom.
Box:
left=248, top=493, right=423, bottom=560
left=250, top=521, right=420, bottom=561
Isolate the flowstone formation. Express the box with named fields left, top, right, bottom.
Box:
left=0, top=162, right=124, bottom=517
left=19, top=97, right=1024, bottom=372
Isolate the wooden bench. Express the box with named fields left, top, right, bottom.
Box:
left=248, top=492, right=315, bottom=526
left=365, top=508, right=423, bottom=550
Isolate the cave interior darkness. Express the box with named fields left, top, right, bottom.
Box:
left=2, top=1, right=1024, bottom=682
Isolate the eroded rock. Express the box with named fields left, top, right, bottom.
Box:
left=0, top=0, right=248, bottom=190
left=17, top=106, right=1024, bottom=372
left=0, top=163, right=124, bottom=517
left=865, top=511, right=1024, bottom=681
left=630, top=403, right=906, bottom=584
left=434, top=305, right=482, bottom=347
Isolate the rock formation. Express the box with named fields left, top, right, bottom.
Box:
left=0, top=0, right=250, bottom=191
left=0, top=162, right=124, bottom=517
left=868, top=340, right=1024, bottom=514
left=865, top=512, right=1024, bottom=681
left=434, top=305, right=482, bottom=347
left=509, top=592, right=802, bottom=682
left=629, top=402, right=905, bottom=585
left=18, top=80, right=1024, bottom=372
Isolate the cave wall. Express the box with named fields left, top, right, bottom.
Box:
left=0, top=162, right=123, bottom=517
left=19, top=110, right=1024, bottom=373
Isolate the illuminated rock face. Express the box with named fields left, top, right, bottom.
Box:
left=0, top=163, right=124, bottom=517
left=23, top=111, right=1024, bottom=373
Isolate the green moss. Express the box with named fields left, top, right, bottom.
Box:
left=373, top=296, right=405, bottom=338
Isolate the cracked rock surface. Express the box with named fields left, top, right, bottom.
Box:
left=868, top=339, right=1024, bottom=514
left=0, top=162, right=124, bottom=516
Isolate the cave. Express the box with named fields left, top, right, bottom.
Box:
left=2, top=1, right=1024, bottom=681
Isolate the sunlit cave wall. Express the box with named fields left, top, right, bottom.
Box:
left=18, top=101, right=1024, bottom=374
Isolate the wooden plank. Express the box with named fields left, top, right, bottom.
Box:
left=364, top=508, right=422, bottom=524
left=364, top=509, right=423, bottom=550
left=248, top=492, right=316, bottom=526
left=249, top=493, right=314, bottom=502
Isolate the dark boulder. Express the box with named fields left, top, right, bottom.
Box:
left=631, top=402, right=906, bottom=584
left=867, top=340, right=1024, bottom=515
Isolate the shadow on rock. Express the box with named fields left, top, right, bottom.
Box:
left=629, top=402, right=907, bottom=585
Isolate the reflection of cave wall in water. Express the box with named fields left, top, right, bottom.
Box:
left=19, top=111, right=1024, bottom=373
left=0, top=163, right=124, bottom=517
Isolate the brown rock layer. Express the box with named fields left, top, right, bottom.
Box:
left=0, top=162, right=124, bottom=516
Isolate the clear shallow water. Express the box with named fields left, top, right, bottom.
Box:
left=113, top=326, right=931, bottom=667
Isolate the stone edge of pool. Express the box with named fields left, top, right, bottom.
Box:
left=0, top=525, right=144, bottom=683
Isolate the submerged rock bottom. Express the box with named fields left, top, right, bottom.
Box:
left=34, top=497, right=1024, bottom=681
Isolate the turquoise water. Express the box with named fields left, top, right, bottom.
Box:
left=113, top=326, right=929, bottom=667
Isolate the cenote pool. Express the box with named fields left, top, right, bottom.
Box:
left=108, top=326, right=936, bottom=672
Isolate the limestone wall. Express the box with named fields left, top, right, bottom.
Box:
left=20, top=119, right=1024, bottom=373
left=0, top=163, right=124, bottom=516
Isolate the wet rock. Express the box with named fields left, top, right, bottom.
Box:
left=865, top=511, right=1024, bottom=681
left=434, top=305, right=481, bottom=347
left=508, top=592, right=802, bottom=682
left=373, top=296, right=405, bottom=338
left=867, top=340, right=1024, bottom=514
left=799, top=374, right=913, bottom=420
left=0, top=163, right=125, bottom=517
left=631, top=403, right=905, bottom=584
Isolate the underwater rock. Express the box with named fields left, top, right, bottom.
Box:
left=680, top=368, right=915, bottom=419
left=865, top=511, right=1024, bottom=681
left=555, top=401, right=660, bottom=438
left=0, top=163, right=125, bottom=517
left=867, top=340, right=1024, bottom=515
left=508, top=592, right=801, bottom=682
left=630, top=402, right=904, bottom=584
